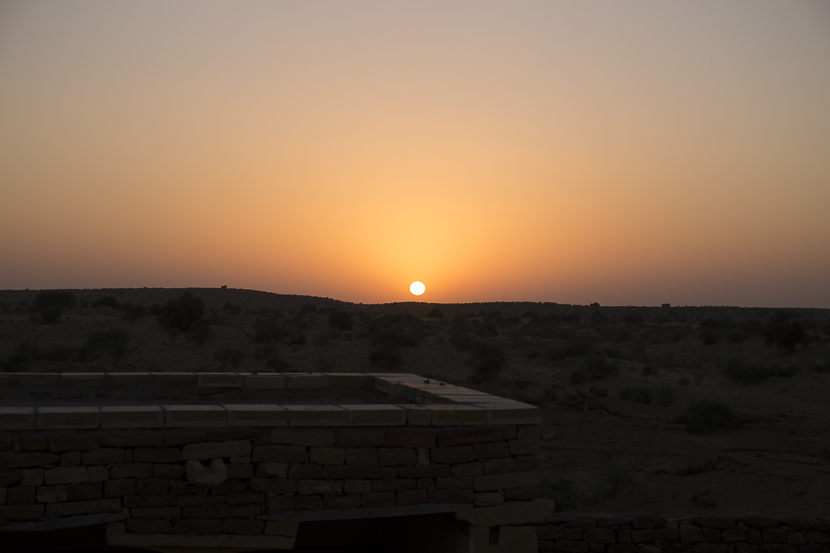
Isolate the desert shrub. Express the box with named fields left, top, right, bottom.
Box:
left=641, top=365, right=658, bottom=376
left=42, top=345, right=73, bottom=362
left=265, top=355, right=290, bottom=372
left=427, top=308, right=444, bottom=318
left=811, top=361, right=830, bottom=373
left=221, top=302, right=242, bottom=315
left=157, top=292, right=205, bottom=332
left=541, top=477, right=577, bottom=512
left=659, top=351, right=675, bottom=369
left=471, top=341, right=505, bottom=379
left=655, top=384, right=676, bottom=406
left=301, top=303, right=317, bottom=313
left=34, top=290, right=76, bottom=312
left=214, top=348, right=242, bottom=370
left=590, top=310, right=609, bottom=325
left=582, top=355, right=618, bottom=380
left=548, top=341, right=592, bottom=362
left=625, top=343, right=649, bottom=364
left=120, top=303, right=147, bottom=321
left=624, top=311, right=645, bottom=326
left=678, top=400, right=739, bottom=434
left=369, top=341, right=402, bottom=370
left=723, top=358, right=799, bottom=384
left=678, top=376, right=690, bottom=386
left=596, top=465, right=629, bottom=502
left=823, top=322, right=830, bottom=336
left=619, top=388, right=652, bottom=404
left=449, top=328, right=474, bottom=352
left=286, top=333, right=307, bottom=346
left=605, top=348, right=624, bottom=360
left=569, top=370, right=588, bottom=385
left=764, top=310, right=807, bottom=353
left=92, top=296, right=120, bottom=309
left=251, top=318, right=286, bottom=344
left=699, top=328, right=721, bottom=345
left=328, top=310, right=353, bottom=331
left=77, top=329, right=129, bottom=364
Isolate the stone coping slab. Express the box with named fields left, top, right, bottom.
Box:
left=0, top=373, right=540, bottom=428
left=0, top=511, right=128, bottom=532
left=259, top=503, right=474, bottom=522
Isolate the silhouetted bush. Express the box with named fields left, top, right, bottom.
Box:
left=619, top=388, right=652, bottom=404
left=569, top=370, right=588, bottom=385
left=678, top=376, right=690, bottom=386
left=723, top=358, right=800, bottom=384
left=655, top=384, right=676, bottom=406
left=32, top=290, right=76, bottom=324
left=328, top=310, right=353, bottom=331
left=120, top=303, right=147, bottom=321
left=427, top=308, right=444, bottom=318
left=266, top=355, right=290, bottom=372
left=2, top=351, right=31, bottom=372
left=449, top=328, right=474, bottom=352
left=92, top=296, right=120, bottom=309
left=157, top=292, right=205, bottom=332
left=472, top=341, right=505, bottom=379
left=641, top=365, right=658, bottom=376
left=581, top=355, right=618, bottom=380
left=699, top=328, right=721, bottom=345
left=215, top=348, right=242, bottom=369
left=251, top=318, right=286, bottom=344
left=548, top=341, right=592, bottom=362
left=764, top=310, right=807, bottom=353
left=42, top=345, right=73, bottom=362
left=221, top=302, right=242, bottom=315
left=77, top=329, right=129, bottom=364
left=678, top=400, right=739, bottom=434
left=624, top=311, right=645, bottom=326
left=369, top=341, right=402, bottom=370
left=590, top=310, right=609, bottom=325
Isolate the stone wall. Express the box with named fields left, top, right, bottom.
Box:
left=537, top=513, right=830, bottom=553
left=0, top=372, right=542, bottom=551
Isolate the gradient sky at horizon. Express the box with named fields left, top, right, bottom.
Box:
left=1, top=1, right=829, bottom=307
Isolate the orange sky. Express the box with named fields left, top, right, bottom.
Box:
left=1, top=1, right=829, bottom=307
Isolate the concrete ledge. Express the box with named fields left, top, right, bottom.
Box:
left=0, top=407, right=35, bottom=430
left=454, top=498, right=555, bottom=526
left=198, top=373, right=242, bottom=388
left=260, top=502, right=474, bottom=521
left=285, top=374, right=328, bottom=389
left=100, top=406, right=163, bottom=429
left=163, top=405, right=227, bottom=428
left=244, top=374, right=286, bottom=389
left=150, top=372, right=196, bottom=384
left=285, top=405, right=347, bottom=427
left=225, top=404, right=287, bottom=427
left=106, top=529, right=296, bottom=550
left=61, top=373, right=105, bottom=387
left=342, top=404, right=405, bottom=426
left=16, top=374, right=61, bottom=387
left=38, top=407, right=100, bottom=429
left=324, top=373, right=369, bottom=387
left=429, top=405, right=487, bottom=426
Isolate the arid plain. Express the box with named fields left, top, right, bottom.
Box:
left=1, top=288, right=828, bottom=519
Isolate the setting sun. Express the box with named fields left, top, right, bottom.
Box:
left=410, top=281, right=426, bottom=296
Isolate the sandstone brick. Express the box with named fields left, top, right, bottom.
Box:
left=309, top=447, right=346, bottom=466
left=127, top=519, right=172, bottom=534
left=385, top=427, right=436, bottom=448
left=379, top=448, right=416, bottom=466
left=227, top=492, right=265, bottom=504
left=680, top=525, right=706, bottom=544
left=183, top=440, right=252, bottom=461
left=504, top=486, right=539, bottom=500
left=299, top=479, right=343, bottom=494
left=271, top=428, right=335, bottom=447
left=174, top=519, right=221, bottom=534
left=790, top=534, right=808, bottom=546
left=0, top=503, right=44, bottom=520
left=517, top=425, right=540, bottom=439
left=693, top=517, right=737, bottom=529
left=474, top=471, right=540, bottom=491
left=398, top=465, right=449, bottom=478
left=428, top=488, right=474, bottom=503
left=345, top=448, right=378, bottom=466
left=782, top=520, right=812, bottom=532
left=293, top=494, right=322, bottom=510
left=100, top=435, right=164, bottom=448
left=133, top=448, right=181, bottom=463
left=558, top=540, right=590, bottom=551
left=585, top=528, right=617, bottom=543
left=45, top=466, right=88, bottom=485
left=734, top=546, right=760, bottom=553
left=124, top=495, right=177, bottom=508
left=516, top=455, right=540, bottom=471
left=36, top=485, right=66, bottom=503
left=765, top=530, right=790, bottom=544
left=483, top=458, right=518, bottom=474
left=741, top=518, right=781, bottom=530
left=806, top=533, right=830, bottom=544
left=7, top=486, right=36, bottom=505
left=452, top=462, right=484, bottom=477
left=797, top=546, right=822, bottom=553
left=344, top=479, right=372, bottom=494
left=207, top=481, right=247, bottom=496
left=154, top=464, right=185, bottom=479
left=21, top=468, right=44, bottom=487
left=131, top=506, right=182, bottom=518
left=508, top=439, right=539, bottom=455
left=372, top=478, right=415, bottom=492
left=0, top=452, right=59, bottom=470
left=256, top=463, right=288, bottom=478
left=336, top=428, right=386, bottom=448
left=472, top=441, right=510, bottom=459
left=618, top=529, right=632, bottom=543
left=609, top=545, right=642, bottom=553
left=250, top=478, right=298, bottom=493
left=323, top=494, right=360, bottom=509
left=20, top=438, right=48, bottom=452
left=749, top=530, right=765, bottom=544
left=45, top=498, right=121, bottom=516
left=759, top=546, right=797, bottom=553
left=67, top=482, right=103, bottom=501
left=82, top=448, right=126, bottom=466
left=137, top=478, right=169, bottom=495
left=164, top=433, right=208, bottom=447
left=222, top=518, right=265, bottom=535
left=182, top=504, right=260, bottom=518
left=437, top=476, right=473, bottom=489
left=60, top=450, right=81, bottom=467
left=177, top=494, right=227, bottom=507
left=474, top=492, right=504, bottom=507
left=226, top=464, right=253, bottom=479
left=437, top=427, right=503, bottom=446
left=266, top=495, right=294, bottom=514
left=539, top=526, right=566, bottom=540
left=653, top=528, right=681, bottom=543
left=321, top=466, right=396, bottom=479
left=634, top=516, right=668, bottom=529
left=110, top=464, right=152, bottom=479
left=565, top=529, right=583, bottom=539
left=396, top=489, right=427, bottom=506
left=633, top=530, right=654, bottom=543
left=252, top=445, right=307, bottom=464
left=288, top=464, right=320, bottom=479
left=361, top=491, right=396, bottom=508
left=430, top=446, right=475, bottom=464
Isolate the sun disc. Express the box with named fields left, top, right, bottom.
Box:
left=410, top=281, right=426, bottom=296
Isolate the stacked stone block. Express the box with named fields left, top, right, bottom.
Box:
left=537, top=514, right=830, bottom=553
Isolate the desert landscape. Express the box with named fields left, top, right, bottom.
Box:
left=2, top=287, right=827, bottom=520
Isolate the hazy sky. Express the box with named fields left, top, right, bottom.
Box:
left=1, top=1, right=829, bottom=307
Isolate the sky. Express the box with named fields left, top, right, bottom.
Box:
left=1, top=1, right=829, bottom=307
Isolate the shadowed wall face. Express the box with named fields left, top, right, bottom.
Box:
left=1, top=1, right=829, bottom=307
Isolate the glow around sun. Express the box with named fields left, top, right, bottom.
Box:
left=409, top=281, right=426, bottom=296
